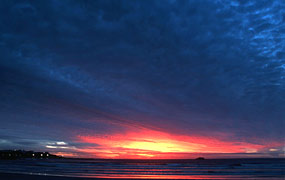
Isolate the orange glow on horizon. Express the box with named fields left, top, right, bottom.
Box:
left=74, top=129, right=279, bottom=159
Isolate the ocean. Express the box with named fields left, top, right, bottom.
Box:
left=0, top=158, right=284, bottom=179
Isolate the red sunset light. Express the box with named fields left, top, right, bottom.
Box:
left=77, top=129, right=274, bottom=159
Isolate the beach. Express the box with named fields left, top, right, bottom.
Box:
left=1, top=172, right=285, bottom=180
left=0, top=173, right=87, bottom=180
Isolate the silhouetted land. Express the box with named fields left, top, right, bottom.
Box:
left=195, top=157, right=205, bottom=160
left=0, top=150, right=61, bottom=160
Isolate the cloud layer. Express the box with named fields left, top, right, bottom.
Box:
left=0, top=0, right=284, bottom=157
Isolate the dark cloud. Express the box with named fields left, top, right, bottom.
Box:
left=0, top=0, right=284, bottom=153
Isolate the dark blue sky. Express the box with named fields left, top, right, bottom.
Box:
left=0, top=0, right=284, bottom=158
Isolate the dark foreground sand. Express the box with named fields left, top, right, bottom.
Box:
left=0, top=173, right=189, bottom=180
left=0, top=173, right=123, bottom=180
left=1, top=173, right=284, bottom=180
left=0, top=173, right=185, bottom=180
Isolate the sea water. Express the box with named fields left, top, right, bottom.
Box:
left=0, top=158, right=284, bottom=179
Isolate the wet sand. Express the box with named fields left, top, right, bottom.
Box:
left=0, top=173, right=135, bottom=180
left=0, top=173, right=192, bottom=180
left=1, top=172, right=284, bottom=180
left=0, top=173, right=158, bottom=180
left=1, top=158, right=284, bottom=180
left=0, top=173, right=174, bottom=180
left=0, top=173, right=86, bottom=180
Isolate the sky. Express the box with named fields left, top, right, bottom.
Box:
left=0, top=0, right=284, bottom=159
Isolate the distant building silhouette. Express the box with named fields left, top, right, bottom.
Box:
left=0, top=150, right=61, bottom=159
